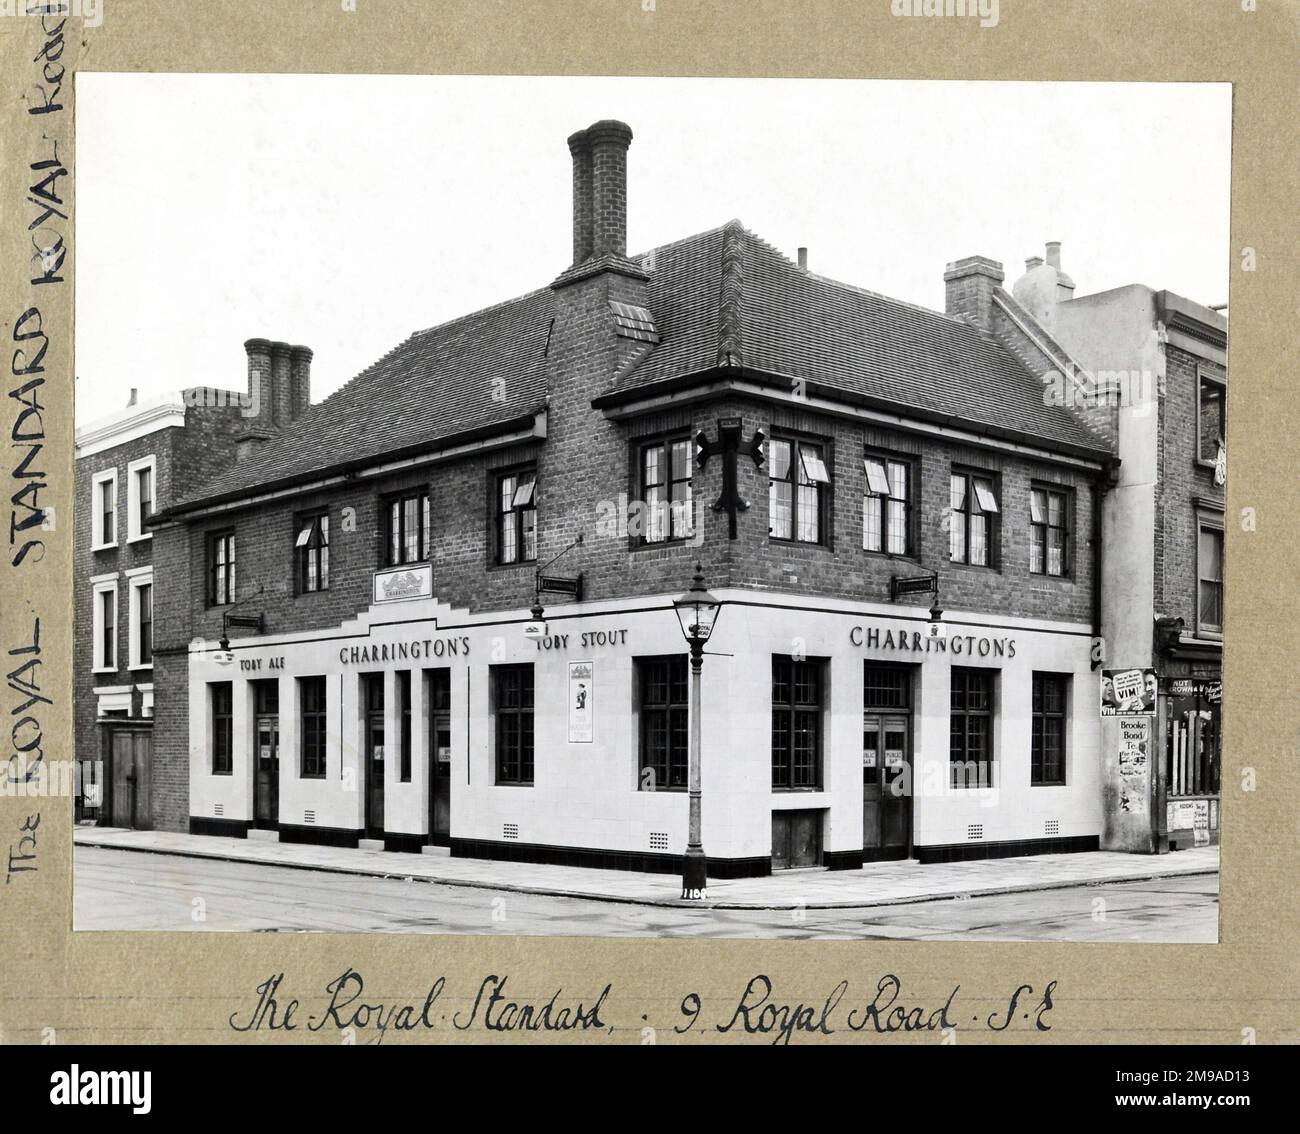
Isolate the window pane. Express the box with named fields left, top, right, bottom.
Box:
left=796, top=484, right=820, bottom=542
left=864, top=458, right=890, bottom=496
left=1030, top=527, right=1045, bottom=574
left=950, top=474, right=966, bottom=511
left=863, top=494, right=882, bottom=551
left=1047, top=491, right=1063, bottom=528
left=800, top=447, right=830, bottom=485
left=645, top=483, right=665, bottom=543
left=769, top=439, right=791, bottom=481
left=950, top=509, right=965, bottom=562
left=1047, top=528, right=1064, bottom=576
left=1030, top=489, right=1045, bottom=525
left=969, top=514, right=988, bottom=565
left=887, top=461, right=907, bottom=500
left=522, top=508, right=536, bottom=561
left=670, top=439, right=691, bottom=483
left=1199, top=528, right=1223, bottom=581
left=770, top=481, right=792, bottom=539
left=973, top=478, right=999, bottom=514
left=886, top=499, right=907, bottom=555
left=643, top=444, right=663, bottom=488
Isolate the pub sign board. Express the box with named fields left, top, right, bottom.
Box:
left=1100, top=667, right=1158, bottom=716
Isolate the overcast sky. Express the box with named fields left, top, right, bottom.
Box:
left=74, top=74, right=1230, bottom=425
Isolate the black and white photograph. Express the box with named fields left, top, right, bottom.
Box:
left=71, top=74, right=1229, bottom=942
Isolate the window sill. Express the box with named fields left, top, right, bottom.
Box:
left=769, top=537, right=831, bottom=551
left=1193, top=629, right=1224, bottom=642
left=948, top=560, right=1001, bottom=573
left=492, top=781, right=535, bottom=788
left=91, top=542, right=118, bottom=553
left=771, top=786, right=826, bottom=794
left=127, top=533, right=153, bottom=544
left=128, top=663, right=153, bottom=673
left=92, top=666, right=118, bottom=676
left=638, top=786, right=687, bottom=794
left=1031, top=781, right=1068, bottom=788
left=487, top=560, right=537, bottom=573
left=1028, top=571, right=1074, bottom=582
left=862, top=548, right=919, bottom=564
left=630, top=538, right=697, bottom=552
left=300, top=773, right=327, bottom=781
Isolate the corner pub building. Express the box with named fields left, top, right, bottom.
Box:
left=138, top=119, right=1141, bottom=878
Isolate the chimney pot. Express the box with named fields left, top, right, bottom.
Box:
left=127, top=387, right=138, bottom=407
left=1045, top=241, right=1062, bottom=270
left=1026, top=255, right=1044, bottom=271
left=797, top=247, right=808, bottom=270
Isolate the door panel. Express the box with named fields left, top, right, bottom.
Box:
left=366, top=714, right=385, bottom=837
left=863, top=711, right=912, bottom=859
left=254, top=716, right=279, bottom=827
left=430, top=712, right=451, bottom=839
left=772, top=810, right=823, bottom=870
left=108, top=729, right=151, bottom=829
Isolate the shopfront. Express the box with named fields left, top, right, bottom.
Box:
left=188, top=587, right=1103, bottom=875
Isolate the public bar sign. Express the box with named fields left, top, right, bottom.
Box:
left=1100, top=667, right=1157, bottom=716
left=373, top=564, right=434, bottom=604
left=568, top=661, right=594, bottom=743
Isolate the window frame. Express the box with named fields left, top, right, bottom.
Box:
left=382, top=490, right=431, bottom=568
left=296, top=510, right=330, bottom=594
left=493, top=467, right=538, bottom=567
left=949, top=667, right=995, bottom=789
left=91, top=468, right=118, bottom=550
left=636, top=436, right=695, bottom=545
left=299, top=676, right=328, bottom=779
left=1196, top=369, right=1227, bottom=468
left=1196, top=519, right=1225, bottom=638
left=636, top=655, right=690, bottom=792
left=949, top=469, right=1000, bottom=568
left=768, top=434, right=831, bottom=547
left=398, top=670, right=412, bottom=783
left=492, top=663, right=535, bottom=785
left=207, top=529, right=236, bottom=607
left=211, top=681, right=234, bottom=776
left=126, top=455, right=156, bottom=543
left=1030, top=672, right=1068, bottom=786
left=91, top=576, right=118, bottom=673
left=1029, top=483, right=1071, bottom=578
left=771, top=655, right=825, bottom=791
left=862, top=451, right=915, bottom=558
left=127, top=569, right=153, bottom=671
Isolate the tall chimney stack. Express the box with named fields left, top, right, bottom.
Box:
left=289, top=345, right=313, bottom=421
left=568, top=129, right=594, bottom=264
left=583, top=120, right=633, bottom=259
left=797, top=247, right=808, bottom=270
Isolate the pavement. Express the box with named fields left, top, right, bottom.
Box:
left=73, top=825, right=1219, bottom=911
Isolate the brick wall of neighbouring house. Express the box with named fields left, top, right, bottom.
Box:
left=1156, top=344, right=1226, bottom=628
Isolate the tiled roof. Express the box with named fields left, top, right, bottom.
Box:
left=174, top=220, right=1106, bottom=511
left=172, top=288, right=555, bottom=509
left=626, top=221, right=1108, bottom=454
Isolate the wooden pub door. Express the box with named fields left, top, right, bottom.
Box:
left=862, top=664, right=914, bottom=860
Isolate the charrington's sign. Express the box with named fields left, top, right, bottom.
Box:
left=850, top=625, right=1016, bottom=658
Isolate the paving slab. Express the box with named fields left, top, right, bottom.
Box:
left=73, top=826, right=1218, bottom=910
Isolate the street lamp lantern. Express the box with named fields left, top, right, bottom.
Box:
left=671, top=563, right=722, bottom=901
left=672, top=565, right=722, bottom=651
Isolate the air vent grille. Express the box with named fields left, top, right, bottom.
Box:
left=966, top=824, right=983, bottom=840
left=304, top=810, right=316, bottom=824
left=649, top=831, right=669, bottom=851
left=213, top=803, right=223, bottom=817
left=503, top=823, right=519, bottom=840
left=1044, top=819, right=1060, bottom=837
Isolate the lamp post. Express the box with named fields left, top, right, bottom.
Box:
left=672, top=563, right=722, bottom=900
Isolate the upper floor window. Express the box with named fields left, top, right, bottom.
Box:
left=296, top=512, right=329, bottom=592
left=92, top=578, right=117, bottom=672
left=208, top=531, right=236, bottom=606
left=1031, top=673, right=1068, bottom=786
left=495, top=470, right=537, bottom=565
left=950, top=471, right=999, bottom=567
left=1029, top=486, right=1069, bottom=577
left=1197, top=523, right=1224, bottom=636
left=1197, top=373, right=1226, bottom=466
left=384, top=492, right=430, bottom=566
left=126, top=456, right=156, bottom=542
left=92, top=469, right=117, bottom=549
left=128, top=573, right=153, bottom=669
left=639, top=438, right=693, bottom=543
left=771, top=656, right=824, bottom=790
left=769, top=437, right=829, bottom=544
left=863, top=454, right=913, bottom=556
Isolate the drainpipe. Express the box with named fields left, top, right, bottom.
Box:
left=1090, top=457, right=1119, bottom=671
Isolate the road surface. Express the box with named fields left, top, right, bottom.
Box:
left=74, top=845, right=1217, bottom=941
